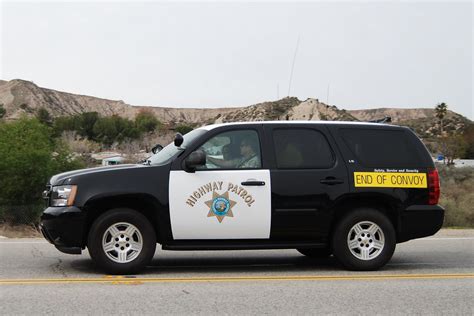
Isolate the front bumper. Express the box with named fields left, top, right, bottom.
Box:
left=40, top=206, right=86, bottom=254
left=397, top=204, right=445, bottom=243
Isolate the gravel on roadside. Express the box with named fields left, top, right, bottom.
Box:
left=0, top=223, right=42, bottom=238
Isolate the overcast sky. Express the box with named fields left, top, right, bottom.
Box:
left=1, top=1, right=472, bottom=119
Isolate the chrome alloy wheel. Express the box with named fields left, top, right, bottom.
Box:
left=102, top=222, right=143, bottom=264
left=347, top=221, right=385, bottom=261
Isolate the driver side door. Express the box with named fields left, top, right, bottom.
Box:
left=168, top=127, right=272, bottom=240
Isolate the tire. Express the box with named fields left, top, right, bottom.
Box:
left=297, top=247, right=331, bottom=258
left=87, top=208, right=157, bottom=274
left=332, top=208, right=396, bottom=271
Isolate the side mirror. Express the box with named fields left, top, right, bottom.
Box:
left=174, top=133, right=184, bottom=147
left=151, top=144, right=163, bottom=154
left=184, top=150, right=206, bottom=172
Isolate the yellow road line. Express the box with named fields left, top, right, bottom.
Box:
left=0, top=273, right=473, bottom=285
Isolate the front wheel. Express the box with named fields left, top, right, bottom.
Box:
left=332, top=208, right=396, bottom=271
left=87, top=208, right=157, bottom=274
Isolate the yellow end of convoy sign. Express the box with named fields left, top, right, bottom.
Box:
left=354, top=172, right=427, bottom=188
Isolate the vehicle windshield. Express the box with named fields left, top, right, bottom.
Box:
left=147, top=128, right=207, bottom=165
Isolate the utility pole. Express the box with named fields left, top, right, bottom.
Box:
left=287, top=36, right=300, bottom=97
left=326, top=83, right=330, bottom=105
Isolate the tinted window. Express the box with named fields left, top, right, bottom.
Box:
left=197, top=129, right=262, bottom=170
left=273, top=129, right=334, bottom=169
left=340, top=128, right=424, bottom=167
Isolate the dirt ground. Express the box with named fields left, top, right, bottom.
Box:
left=0, top=223, right=42, bottom=238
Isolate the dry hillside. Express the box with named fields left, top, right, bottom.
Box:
left=0, top=79, right=134, bottom=119
left=349, top=108, right=470, bottom=138
left=0, top=79, right=471, bottom=136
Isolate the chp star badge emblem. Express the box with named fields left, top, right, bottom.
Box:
left=205, top=191, right=237, bottom=223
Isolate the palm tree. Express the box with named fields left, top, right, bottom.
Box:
left=435, top=102, right=448, bottom=135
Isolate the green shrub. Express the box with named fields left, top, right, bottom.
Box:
left=0, top=117, right=85, bottom=224
left=53, top=112, right=156, bottom=147
left=135, top=110, right=161, bottom=133
left=175, top=124, right=194, bottom=135
left=438, top=165, right=474, bottom=227
left=0, top=103, right=5, bottom=119
left=36, top=107, right=52, bottom=126
left=92, top=115, right=140, bottom=146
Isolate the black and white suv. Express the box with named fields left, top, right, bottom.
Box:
left=40, top=121, right=444, bottom=274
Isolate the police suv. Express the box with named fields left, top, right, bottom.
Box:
left=40, top=121, right=444, bottom=274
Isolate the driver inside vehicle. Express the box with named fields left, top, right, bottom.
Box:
left=207, top=138, right=261, bottom=169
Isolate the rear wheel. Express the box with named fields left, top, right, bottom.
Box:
left=87, top=208, right=156, bottom=274
left=332, top=208, right=396, bottom=271
left=297, top=247, right=331, bottom=258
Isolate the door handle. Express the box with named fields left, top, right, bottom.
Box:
left=320, top=178, right=344, bottom=185
left=241, top=180, right=266, bottom=186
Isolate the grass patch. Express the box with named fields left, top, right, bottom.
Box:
left=438, top=165, right=474, bottom=227
left=0, top=223, right=41, bottom=238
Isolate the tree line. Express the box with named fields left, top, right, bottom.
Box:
left=46, top=109, right=163, bottom=146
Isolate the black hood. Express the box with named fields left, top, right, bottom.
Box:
left=49, top=164, right=146, bottom=186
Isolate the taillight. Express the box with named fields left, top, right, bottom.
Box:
left=427, top=168, right=440, bottom=205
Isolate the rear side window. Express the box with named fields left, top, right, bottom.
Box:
left=273, top=128, right=334, bottom=169
left=340, top=128, right=425, bottom=168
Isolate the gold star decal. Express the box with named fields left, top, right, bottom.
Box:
left=204, top=191, right=237, bottom=223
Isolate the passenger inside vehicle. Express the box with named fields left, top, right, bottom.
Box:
left=236, top=138, right=261, bottom=168
left=278, top=140, right=304, bottom=168
left=207, top=138, right=261, bottom=169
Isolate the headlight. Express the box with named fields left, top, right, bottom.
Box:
left=50, top=185, right=77, bottom=207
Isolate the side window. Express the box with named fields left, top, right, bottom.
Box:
left=273, top=128, right=334, bottom=169
left=340, top=128, right=424, bottom=168
left=197, top=130, right=262, bottom=170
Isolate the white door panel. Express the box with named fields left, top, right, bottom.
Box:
left=169, top=170, right=271, bottom=239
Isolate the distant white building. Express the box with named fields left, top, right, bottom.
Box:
left=452, top=159, right=474, bottom=168
left=102, top=155, right=125, bottom=166
left=91, top=152, right=126, bottom=166
left=434, top=158, right=474, bottom=168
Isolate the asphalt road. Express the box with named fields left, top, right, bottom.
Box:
left=1, top=230, right=473, bottom=315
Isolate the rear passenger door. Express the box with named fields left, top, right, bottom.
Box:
left=264, top=124, right=349, bottom=241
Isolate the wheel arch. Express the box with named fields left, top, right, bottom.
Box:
left=82, top=193, right=165, bottom=246
left=329, top=193, right=402, bottom=243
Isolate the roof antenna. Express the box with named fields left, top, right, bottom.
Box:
left=287, top=36, right=300, bottom=97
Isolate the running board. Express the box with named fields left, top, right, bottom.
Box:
left=162, top=241, right=327, bottom=251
